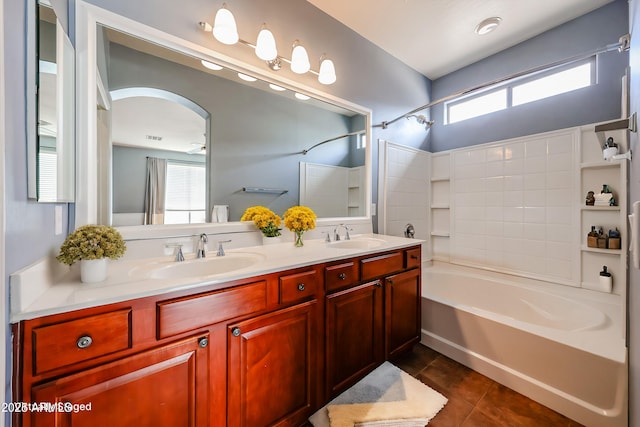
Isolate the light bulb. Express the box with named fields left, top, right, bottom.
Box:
left=295, top=93, right=310, bottom=100
left=290, top=41, right=310, bottom=74
left=269, top=84, right=286, bottom=91
left=318, top=56, right=336, bottom=85
left=255, top=25, right=277, bottom=61
left=201, top=60, right=223, bottom=71
left=237, top=73, right=257, bottom=82
left=213, top=4, right=239, bottom=45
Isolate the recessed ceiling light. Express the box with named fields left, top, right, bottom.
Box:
left=201, top=60, right=223, bottom=71
left=269, top=84, right=286, bottom=92
left=475, top=17, right=502, bottom=35
left=295, top=93, right=310, bottom=101
left=237, top=73, right=257, bottom=82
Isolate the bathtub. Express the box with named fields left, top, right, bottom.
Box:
left=421, top=262, right=627, bottom=427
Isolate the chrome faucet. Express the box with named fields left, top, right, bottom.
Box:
left=217, top=240, right=231, bottom=256
left=333, top=224, right=352, bottom=241
left=166, top=243, right=185, bottom=262
left=196, top=233, right=208, bottom=258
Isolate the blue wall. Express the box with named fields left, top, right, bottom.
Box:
left=429, top=0, right=629, bottom=152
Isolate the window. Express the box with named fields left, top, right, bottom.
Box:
left=445, top=59, right=594, bottom=124
left=164, top=162, right=206, bottom=224
left=512, top=63, right=592, bottom=106
left=448, top=89, right=507, bottom=124
left=37, top=148, right=57, bottom=202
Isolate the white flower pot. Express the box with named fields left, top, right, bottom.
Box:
left=80, top=258, right=108, bottom=283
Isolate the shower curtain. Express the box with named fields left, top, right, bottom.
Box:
left=143, top=157, right=167, bottom=225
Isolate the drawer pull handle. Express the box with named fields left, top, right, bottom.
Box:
left=198, top=337, right=209, bottom=348
left=410, top=255, right=419, bottom=260
left=76, top=336, right=93, bottom=349
left=231, top=327, right=241, bottom=337
left=297, top=283, right=305, bottom=291
left=338, top=273, right=347, bottom=280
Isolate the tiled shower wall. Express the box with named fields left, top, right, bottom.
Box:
left=378, top=140, right=430, bottom=258
left=450, top=130, right=579, bottom=284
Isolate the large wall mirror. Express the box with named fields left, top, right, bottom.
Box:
left=28, top=1, right=75, bottom=202
left=76, top=3, right=371, bottom=229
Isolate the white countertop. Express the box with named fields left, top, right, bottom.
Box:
left=10, top=234, right=423, bottom=322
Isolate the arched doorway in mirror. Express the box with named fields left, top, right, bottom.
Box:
left=106, top=87, right=210, bottom=226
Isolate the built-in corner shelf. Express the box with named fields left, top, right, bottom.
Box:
left=578, top=123, right=628, bottom=297
left=581, top=206, right=621, bottom=212
left=581, top=246, right=623, bottom=255
left=429, top=153, right=452, bottom=262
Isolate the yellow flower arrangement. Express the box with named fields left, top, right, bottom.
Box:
left=283, top=205, right=317, bottom=232
left=56, top=225, right=126, bottom=266
left=283, top=205, right=316, bottom=247
left=240, top=206, right=282, bottom=237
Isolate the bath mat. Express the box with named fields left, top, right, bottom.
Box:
left=309, top=361, right=447, bottom=427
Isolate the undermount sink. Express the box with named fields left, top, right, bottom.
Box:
left=327, top=237, right=385, bottom=250
left=132, top=252, right=265, bottom=280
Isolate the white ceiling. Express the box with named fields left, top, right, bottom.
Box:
left=307, top=0, right=615, bottom=79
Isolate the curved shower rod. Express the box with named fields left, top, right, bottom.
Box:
left=301, top=130, right=366, bottom=155
left=373, top=34, right=630, bottom=131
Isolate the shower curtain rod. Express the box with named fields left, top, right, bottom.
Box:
left=374, top=34, right=630, bottom=130
left=301, top=130, right=366, bottom=155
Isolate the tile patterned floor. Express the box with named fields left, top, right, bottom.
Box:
left=393, top=344, right=584, bottom=427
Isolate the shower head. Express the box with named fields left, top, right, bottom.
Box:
left=406, top=114, right=434, bottom=130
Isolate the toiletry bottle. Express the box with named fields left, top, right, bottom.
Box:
left=587, top=226, right=598, bottom=248
left=599, top=266, right=612, bottom=292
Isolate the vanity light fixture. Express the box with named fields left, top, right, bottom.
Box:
left=212, top=4, right=239, bottom=45
left=199, top=5, right=337, bottom=84
left=295, top=93, right=310, bottom=100
left=318, top=55, right=337, bottom=85
left=201, top=59, right=223, bottom=71
left=290, top=41, right=310, bottom=74
left=255, top=24, right=277, bottom=61
left=475, top=17, right=502, bottom=35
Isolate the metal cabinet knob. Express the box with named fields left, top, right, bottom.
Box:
left=231, top=327, right=241, bottom=337
left=338, top=273, right=347, bottom=280
left=76, top=335, right=93, bottom=349
left=374, top=281, right=382, bottom=288
left=297, top=283, right=305, bottom=291
left=198, top=337, right=209, bottom=348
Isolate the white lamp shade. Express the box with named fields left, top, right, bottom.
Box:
left=201, top=60, right=223, bottom=71
left=213, top=7, right=239, bottom=45
left=318, top=58, right=336, bottom=84
left=290, top=43, right=310, bottom=74
left=255, top=27, right=277, bottom=61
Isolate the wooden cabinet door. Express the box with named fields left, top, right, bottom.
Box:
left=29, top=335, right=210, bottom=427
left=228, top=300, right=318, bottom=427
left=325, top=281, right=383, bottom=398
left=385, top=268, right=421, bottom=359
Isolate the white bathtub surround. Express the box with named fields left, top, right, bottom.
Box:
left=450, top=130, right=578, bottom=285
left=421, top=262, right=627, bottom=427
left=377, top=139, right=430, bottom=260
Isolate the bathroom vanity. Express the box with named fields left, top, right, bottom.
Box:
left=12, top=237, right=421, bottom=427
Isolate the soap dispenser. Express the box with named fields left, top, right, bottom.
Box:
left=599, top=266, right=612, bottom=293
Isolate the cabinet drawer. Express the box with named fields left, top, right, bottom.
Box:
left=360, top=252, right=404, bottom=281
left=157, top=280, right=268, bottom=339
left=279, top=270, right=318, bottom=304
left=325, top=261, right=358, bottom=292
left=405, top=247, right=421, bottom=269
left=33, top=309, right=132, bottom=375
